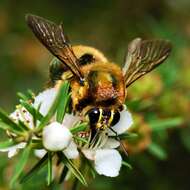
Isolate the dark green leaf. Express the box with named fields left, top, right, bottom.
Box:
left=70, top=122, right=88, bottom=134
left=20, top=100, right=43, bottom=122
left=74, top=136, right=88, bottom=144
left=0, top=108, right=24, bottom=134
left=18, top=120, right=30, bottom=131
left=11, top=144, right=31, bottom=187
left=37, top=82, right=69, bottom=131
left=57, top=152, right=87, bottom=186
left=20, top=153, right=48, bottom=183
left=56, top=81, right=70, bottom=123
left=59, top=166, right=68, bottom=184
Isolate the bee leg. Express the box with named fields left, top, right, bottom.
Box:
left=109, top=127, right=128, bottom=157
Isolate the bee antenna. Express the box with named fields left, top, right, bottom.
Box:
left=109, top=127, right=128, bottom=157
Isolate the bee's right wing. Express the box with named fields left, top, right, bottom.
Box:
left=26, top=14, right=84, bottom=80
left=123, top=38, right=172, bottom=87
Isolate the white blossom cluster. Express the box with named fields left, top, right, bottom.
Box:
left=0, top=88, right=133, bottom=177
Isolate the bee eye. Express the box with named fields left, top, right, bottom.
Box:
left=111, top=111, right=120, bottom=126
left=88, top=108, right=100, bottom=124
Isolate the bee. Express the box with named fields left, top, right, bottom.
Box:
left=26, top=14, right=172, bottom=131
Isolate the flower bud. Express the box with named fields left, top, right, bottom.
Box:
left=42, top=122, right=72, bottom=151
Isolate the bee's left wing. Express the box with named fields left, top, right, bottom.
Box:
left=123, top=38, right=172, bottom=87
left=26, top=14, right=84, bottom=81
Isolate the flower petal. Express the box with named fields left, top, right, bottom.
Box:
left=95, top=149, right=122, bottom=177
left=34, top=149, right=47, bottom=158
left=103, top=138, right=120, bottom=149
left=63, top=141, right=79, bottom=159
left=10, top=107, right=33, bottom=129
left=109, top=109, right=133, bottom=135
left=62, top=114, right=81, bottom=129
left=33, top=88, right=57, bottom=116
left=42, top=122, right=72, bottom=151
left=0, top=142, right=26, bottom=158
left=82, top=149, right=96, bottom=160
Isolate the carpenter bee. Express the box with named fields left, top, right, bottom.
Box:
left=26, top=14, right=172, bottom=131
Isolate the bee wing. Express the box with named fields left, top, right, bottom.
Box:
left=123, top=38, right=172, bottom=87
left=26, top=14, right=83, bottom=80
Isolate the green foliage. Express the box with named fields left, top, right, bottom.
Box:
left=10, top=144, right=31, bottom=187
left=57, top=152, right=88, bottom=186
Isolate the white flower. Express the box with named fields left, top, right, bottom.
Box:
left=33, top=88, right=58, bottom=116
left=34, top=149, right=47, bottom=158
left=35, top=114, right=80, bottom=159
left=63, top=141, right=79, bottom=159
left=81, top=108, right=133, bottom=177
left=0, top=142, right=26, bottom=158
left=95, top=149, right=122, bottom=177
left=42, top=122, right=73, bottom=151
left=62, top=113, right=81, bottom=129
left=10, top=107, right=33, bottom=129
left=108, top=109, right=133, bottom=135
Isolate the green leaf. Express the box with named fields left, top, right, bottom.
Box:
left=0, top=139, right=17, bottom=149
left=148, top=142, right=167, bottom=160
left=47, top=152, right=53, bottom=186
left=56, top=81, right=70, bottom=123
left=122, top=161, right=133, bottom=170
left=37, top=81, right=69, bottom=131
left=0, top=108, right=24, bottom=134
left=17, top=92, right=29, bottom=101
left=74, top=136, right=88, bottom=144
left=20, top=100, right=43, bottom=122
left=57, top=152, right=87, bottom=186
left=10, top=144, right=31, bottom=187
left=18, top=120, right=30, bottom=131
left=20, top=153, right=48, bottom=183
left=70, top=122, right=88, bottom=134
left=149, top=117, right=183, bottom=131
left=118, top=132, right=139, bottom=140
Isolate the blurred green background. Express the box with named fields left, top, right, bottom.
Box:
left=0, top=0, right=190, bottom=189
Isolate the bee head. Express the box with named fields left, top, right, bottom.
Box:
left=72, top=45, right=108, bottom=65
left=86, top=107, right=122, bottom=130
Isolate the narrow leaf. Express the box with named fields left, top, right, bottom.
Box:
left=20, top=153, right=48, bottom=183
left=57, top=152, right=87, bottom=186
left=59, top=166, right=68, bottom=184
left=37, top=82, right=68, bottom=131
left=17, top=92, right=28, bottom=101
left=11, top=145, right=31, bottom=187
left=0, top=140, right=17, bottom=149
left=0, top=108, right=23, bottom=134
left=18, top=120, right=30, bottom=131
left=118, top=132, right=139, bottom=140
left=56, top=81, right=70, bottom=123
left=47, top=152, right=53, bottom=186
left=70, top=122, right=88, bottom=134
left=122, top=161, right=133, bottom=170
left=20, top=101, right=43, bottom=122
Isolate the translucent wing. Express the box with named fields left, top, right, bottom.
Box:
left=123, top=38, right=172, bottom=87
left=26, top=14, right=84, bottom=80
